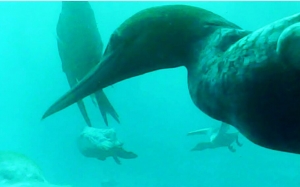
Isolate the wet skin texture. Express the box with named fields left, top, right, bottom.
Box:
left=56, top=1, right=119, bottom=126
left=44, top=5, right=300, bottom=154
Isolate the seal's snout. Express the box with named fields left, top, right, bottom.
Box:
left=277, top=22, right=300, bottom=69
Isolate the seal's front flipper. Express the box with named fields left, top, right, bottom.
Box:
left=228, top=145, right=236, bottom=152
left=187, top=128, right=211, bottom=136
left=65, top=71, right=92, bottom=127
left=113, top=156, right=121, bottom=165
left=191, top=142, right=213, bottom=151
left=94, top=90, right=120, bottom=126
left=116, top=148, right=138, bottom=159
left=236, top=136, right=243, bottom=147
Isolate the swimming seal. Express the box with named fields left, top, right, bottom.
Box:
left=77, top=127, right=138, bottom=165
left=187, top=123, right=242, bottom=152
left=56, top=1, right=119, bottom=126
left=43, top=5, right=300, bottom=154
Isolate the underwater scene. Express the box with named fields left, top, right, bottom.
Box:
left=1, top=1, right=300, bottom=187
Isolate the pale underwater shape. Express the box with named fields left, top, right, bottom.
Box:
left=77, top=127, right=122, bottom=155
left=5, top=181, right=71, bottom=187
left=188, top=123, right=241, bottom=152
left=77, top=127, right=137, bottom=164
left=0, top=151, right=46, bottom=184
left=0, top=151, right=71, bottom=187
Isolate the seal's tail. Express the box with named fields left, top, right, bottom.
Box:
left=65, top=71, right=92, bottom=127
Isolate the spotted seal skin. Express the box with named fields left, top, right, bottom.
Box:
left=77, top=127, right=138, bottom=165
left=0, top=151, right=46, bottom=183
left=43, top=5, right=300, bottom=154
left=189, top=13, right=300, bottom=154
left=187, top=14, right=300, bottom=154
left=0, top=151, right=72, bottom=187
left=56, top=1, right=119, bottom=126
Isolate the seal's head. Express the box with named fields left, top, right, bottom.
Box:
left=42, top=5, right=240, bottom=120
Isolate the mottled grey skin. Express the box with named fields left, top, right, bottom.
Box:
left=0, top=151, right=72, bottom=187
left=0, top=151, right=45, bottom=183
left=56, top=1, right=119, bottom=126
left=77, top=127, right=137, bottom=165
left=191, top=15, right=300, bottom=154
left=43, top=5, right=300, bottom=154
left=187, top=123, right=242, bottom=152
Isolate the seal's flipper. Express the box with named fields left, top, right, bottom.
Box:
left=94, top=90, right=120, bottom=126
left=236, top=135, right=243, bottom=147
left=65, top=71, right=92, bottom=127
left=115, top=148, right=138, bottom=159
left=76, top=100, right=92, bottom=127
left=228, top=145, right=236, bottom=152
left=112, top=156, right=121, bottom=165
left=191, top=142, right=213, bottom=151
left=90, top=94, right=97, bottom=106
left=187, top=128, right=211, bottom=136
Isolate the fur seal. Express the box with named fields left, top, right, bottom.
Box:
left=56, top=1, right=119, bottom=126
left=187, top=123, right=242, bottom=152
left=43, top=5, right=300, bottom=154
left=77, top=127, right=138, bottom=165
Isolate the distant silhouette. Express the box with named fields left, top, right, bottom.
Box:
left=187, top=123, right=242, bottom=152
left=77, top=127, right=138, bottom=165
left=56, top=1, right=119, bottom=126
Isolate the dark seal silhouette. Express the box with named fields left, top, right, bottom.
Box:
left=56, top=1, right=119, bottom=126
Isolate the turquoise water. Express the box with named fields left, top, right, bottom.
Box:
left=0, top=1, right=300, bottom=187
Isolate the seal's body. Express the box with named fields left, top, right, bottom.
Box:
left=77, top=127, right=138, bottom=165
left=56, top=2, right=119, bottom=126
left=188, top=123, right=242, bottom=152
left=188, top=14, right=300, bottom=153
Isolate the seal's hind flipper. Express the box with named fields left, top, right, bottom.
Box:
left=65, top=71, right=92, bottom=127
left=115, top=148, right=138, bottom=159
left=113, top=156, right=121, bottom=165
left=228, top=145, right=236, bottom=152
left=90, top=94, right=97, bottom=106
left=94, top=90, right=120, bottom=126
left=191, top=142, right=213, bottom=151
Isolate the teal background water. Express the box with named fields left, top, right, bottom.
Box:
left=0, top=1, right=300, bottom=187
